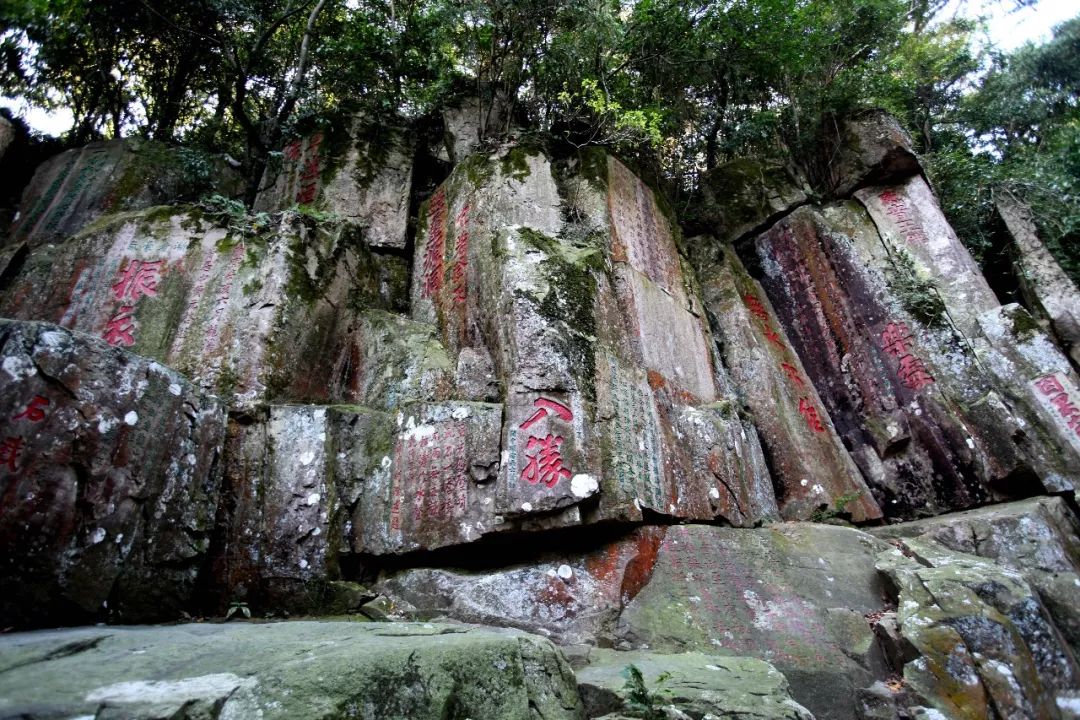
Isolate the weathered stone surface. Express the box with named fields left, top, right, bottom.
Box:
left=0, top=320, right=226, bottom=627
left=8, top=139, right=239, bottom=248
left=0, top=621, right=585, bottom=720
left=615, top=524, right=892, bottom=720
left=974, top=304, right=1080, bottom=493
left=210, top=400, right=506, bottom=609
left=255, top=120, right=414, bottom=249
left=855, top=175, right=999, bottom=338
left=871, top=497, right=1080, bottom=656
left=877, top=537, right=1080, bottom=720
left=442, top=94, right=508, bottom=163
left=0, top=208, right=425, bottom=407
left=997, top=192, right=1080, bottom=367
left=694, top=158, right=807, bottom=251
left=577, top=648, right=815, bottom=720
left=0, top=116, right=13, bottom=163
left=701, top=244, right=880, bottom=522
left=830, top=110, right=921, bottom=196
left=349, top=400, right=505, bottom=555
left=410, top=146, right=777, bottom=530
left=376, top=526, right=668, bottom=645
left=746, top=202, right=1074, bottom=520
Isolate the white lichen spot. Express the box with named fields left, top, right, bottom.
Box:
left=2, top=355, right=36, bottom=381
left=965, top=437, right=975, bottom=449
left=570, top=474, right=598, bottom=498
left=811, top=484, right=824, bottom=494
left=709, top=487, right=721, bottom=500
left=86, top=674, right=251, bottom=706
left=299, top=451, right=316, bottom=466
left=312, top=527, right=322, bottom=537
left=115, top=533, right=124, bottom=544
left=381, top=456, right=392, bottom=469
left=306, top=493, right=320, bottom=506
left=168, top=383, right=182, bottom=396
left=800, top=478, right=809, bottom=487
left=298, top=558, right=309, bottom=570
left=90, top=527, right=107, bottom=544
left=521, top=502, right=533, bottom=512
left=557, top=564, right=573, bottom=580
left=313, top=408, right=326, bottom=420
left=705, top=664, right=721, bottom=671
left=124, top=411, right=138, bottom=426
left=452, top=406, right=470, bottom=420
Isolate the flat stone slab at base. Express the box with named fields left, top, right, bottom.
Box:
left=0, top=621, right=584, bottom=720
left=577, top=648, right=814, bottom=720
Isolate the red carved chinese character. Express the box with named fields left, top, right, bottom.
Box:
left=880, top=322, right=912, bottom=357
left=897, top=354, right=934, bottom=390
left=1035, top=374, right=1065, bottom=396
left=762, top=323, right=785, bottom=349
left=103, top=306, right=137, bottom=346
left=283, top=140, right=303, bottom=162
left=798, top=397, right=825, bottom=433
left=0, top=436, right=24, bottom=471
left=111, top=260, right=165, bottom=301
left=743, top=294, right=769, bottom=321
left=13, top=395, right=49, bottom=422
left=880, top=189, right=901, bottom=206
left=780, top=363, right=805, bottom=388
left=520, top=397, right=573, bottom=431
left=521, top=433, right=571, bottom=488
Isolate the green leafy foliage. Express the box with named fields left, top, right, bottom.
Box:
left=621, top=664, right=672, bottom=720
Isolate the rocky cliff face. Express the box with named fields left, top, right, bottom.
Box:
left=2, top=111, right=1080, bottom=720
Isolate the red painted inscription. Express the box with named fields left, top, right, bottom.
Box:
left=519, top=397, right=574, bottom=488
left=743, top=293, right=826, bottom=433
left=451, top=203, right=471, bottom=304
left=13, top=395, right=49, bottom=422
left=422, top=189, right=447, bottom=299
left=0, top=436, right=23, bottom=471
left=879, top=189, right=927, bottom=245
left=111, top=259, right=164, bottom=301
left=880, top=321, right=934, bottom=391
left=1034, top=374, right=1080, bottom=437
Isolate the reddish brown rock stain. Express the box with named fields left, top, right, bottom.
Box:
left=620, top=529, right=664, bottom=603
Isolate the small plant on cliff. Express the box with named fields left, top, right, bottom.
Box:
left=886, top=248, right=948, bottom=328
left=621, top=664, right=672, bottom=720
left=810, top=491, right=864, bottom=523
left=199, top=194, right=271, bottom=240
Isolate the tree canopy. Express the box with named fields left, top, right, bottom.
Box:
left=1, top=0, right=1078, bottom=274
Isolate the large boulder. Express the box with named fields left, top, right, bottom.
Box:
left=996, top=191, right=1080, bottom=367
left=255, top=119, right=414, bottom=250
left=700, top=244, right=880, bottom=522
left=877, top=537, right=1080, bottom=719
left=0, top=621, right=585, bottom=720
left=577, top=648, right=815, bottom=720
left=0, top=207, right=421, bottom=408
left=614, top=523, right=892, bottom=720
left=376, top=526, right=668, bottom=645
left=830, top=109, right=922, bottom=196
left=0, top=320, right=226, bottom=627
left=853, top=174, right=999, bottom=338
left=7, top=139, right=239, bottom=248
left=743, top=200, right=1078, bottom=520
left=693, top=158, right=807, bottom=251
left=208, top=400, right=505, bottom=614
left=409, top=146, right=779, bottom=529
left=871, top=497, right=1080, bottom=656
